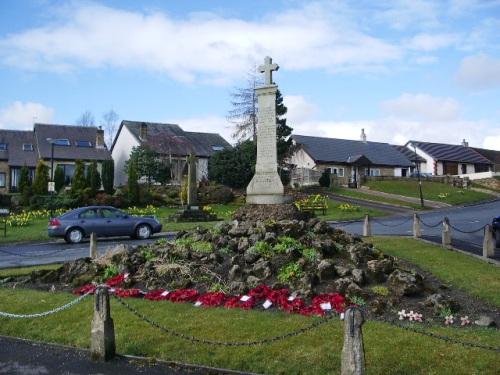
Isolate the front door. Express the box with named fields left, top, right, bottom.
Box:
left=443, top=162, right=458, bottom=175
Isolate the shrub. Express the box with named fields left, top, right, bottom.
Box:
left=71, top=160, right=87, bottom=195
left=278, top=262, right=303, bottom=283
left=101, top=159, right=114, bottom=194
left=191, top=241, right=213, bottom=253
left=102, top=264, right=119, bottom=280
left=371, top=285, right=389, bottom=296
left=253, top=241, right=274, bottom=258
left=198, top=183, right=234, bottom=204
left=32, top=161, right=49, bottom=195
left=54, top=166, right=65, bottom=193
left=302, top=247, right=320, bottom=262
left=319, top=169, right=331, bottom=188
left=274, top=236, right=303, bottom=254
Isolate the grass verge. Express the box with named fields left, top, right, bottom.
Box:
left=0, top=287, right=498, bottom=374
left=368, top=236, right=500, bottom=307
left=364, top=180, right=494, bottom=206
left=0, top=263, right=62, bottom=277
left=331, top=188, right=425, bottom=210
left=319, top=199, right=387, bottom=221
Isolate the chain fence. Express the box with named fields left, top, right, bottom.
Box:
left=0, top=247, right=71, bottom=258
left=372, top=216, right=413, bottom=227
left=448, top=223, right=487, bottom=234
left=419, top=218, right=444, bottom=228
left=0, top=291, right=91, bottom=319
left=113, top=295, right=335, bottom=347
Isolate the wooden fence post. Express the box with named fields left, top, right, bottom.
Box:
left=91, top=286, right=115, bottom=361
left=363, top=215, right=371, bottom=237
left=442, top=217, right=451, bottom=249
left=413, top=213, right=421, bottom=238
left=341, top=307, right=366, bottom=375
left=483, top=225, right=495, bottom=258
left=89, top=232, right=98, bottom=259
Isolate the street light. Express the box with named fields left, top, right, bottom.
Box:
left=46, top=138, right=56, bottom=216
left=413, top=145, right=425, bottom=208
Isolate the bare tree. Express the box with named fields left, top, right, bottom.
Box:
left=101, top=109, right=119, bottom=148
left=75, top=110, right=95, bottom=127
left=227, top=66, right=263, bottom=142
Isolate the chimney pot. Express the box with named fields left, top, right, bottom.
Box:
left=96, top=127, right=105, bottom=149
left=360, top=128, right=367, bottom=143
left=461, top=139, right=469, bottom=147
left=140, top=123, right=147, bottom=140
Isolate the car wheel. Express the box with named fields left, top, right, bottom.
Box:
left=65, top=227, right=84, bottom=244
left=135, top=224, right=152, bottom=239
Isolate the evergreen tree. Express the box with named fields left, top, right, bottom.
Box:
left=127, top=158, right=140, bottom=204
left=276, top=89, right=294, bottom=166
left=19, top=165, right=32, bottom=206
left=71, top=160, right=87, bottom=194
left=319, top=169, right=331, bottom=188
left=101, top=159, right=114, bottom=194
left=32, top=161, right=49, bottom=195
left=54, top=166, right=65, bottom=192
left=88, top=161, right=102, bottom=195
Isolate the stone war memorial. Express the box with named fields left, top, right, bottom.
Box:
left=246, top=56, right=288, bottom=205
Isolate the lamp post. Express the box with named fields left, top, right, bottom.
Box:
left=413, top=145, right=424, bottom=208
left=46, top=138, right=56, bottom=216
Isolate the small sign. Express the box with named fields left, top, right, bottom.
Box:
left=109, top=288, right=116, bottom=293
left=340, top=313, right=345, bottom=320
left=194, top=301, right=203, bottom=307
left=320, top=302, right=332, bottom=311
left=263, top=300, right=273, bottom=309
left=48, top=181, right=55, bottom=192
left=160, top=291, right=170, bottom=297
left=240, top=295, right=251, bottom=302
left=124, top=273, right=130, bottom=279
left=0, top=208, right=9, bottom=216
left=288, top=293, right=297, bottom=301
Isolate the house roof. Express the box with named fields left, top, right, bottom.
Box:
left=0, top=130, right=39, bottom=167
left=34, top=123, right=112, bottom=161
left=117, top=120, right=231, bottom=157
left=392, top=145, right=427, bottom=163
left=471, top=147, right=500, bottom=165
left=409, top=140, right=492, bottom=164
left=292, top=135, right=413, bottom=167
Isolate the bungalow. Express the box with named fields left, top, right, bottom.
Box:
left=391, top=145, right=427, bottom=173
left=406, top=140, right=492, bottom=175
left=290, top=130, right=413, bottom=186
left=471, top=147, right=500, bottom=173
left=111, top=120, right=231, bottom=186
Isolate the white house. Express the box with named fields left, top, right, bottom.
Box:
left=406, top=140, right=492, bottom=176
left=111, top=120, right=231, bottom=186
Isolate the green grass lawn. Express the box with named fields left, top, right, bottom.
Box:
left=364, top=180, right=494, bottom=205
left=319, top=199, right=387, bottom=221
left=0, top=286, right=498, bottom=374
left=0, top=263, right=62, bottom=277
left=368, top=237, right=500, bottom=307
left=331, top=187, right=425, bottom=210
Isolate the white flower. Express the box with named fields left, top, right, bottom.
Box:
left=398, top=309, right=407, bottom=320
left=444, top=315, right=454, bottom=325
left=460, top=316, right=470, bottom=326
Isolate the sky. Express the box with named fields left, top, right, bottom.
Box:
left=0, top=0, right=499, bottom=149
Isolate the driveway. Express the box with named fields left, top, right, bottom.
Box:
left=0, top=233, right=175, bottom=269
left=332, top=199, right=500, bottom=260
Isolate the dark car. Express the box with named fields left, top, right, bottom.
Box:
left=48, top=206, right=162, bottom=244
left=493, top=216, right=500, bottom=247
left=409, top=172, right=432, bottom=178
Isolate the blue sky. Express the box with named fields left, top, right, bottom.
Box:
left=0, top=0, right=499, bottom=149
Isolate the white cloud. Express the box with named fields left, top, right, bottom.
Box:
left=372, top=0, right=440, bottom=30
left=283, top=95, right=319, bottom=125
left=0, top=2, right=402, bottom=83
left=483, top=135, right=500, bottom=151
left=455, top=54, right=500, bottom=90
left=408, top=33, right=458, bottom=51
left=0, top=101, right=54, bottom=130
left=381, top=93, right=460, bottom=122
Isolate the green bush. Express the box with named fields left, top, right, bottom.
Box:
left=319, top=169, right=331, bottom=188
left=191, top=241, right=213, bottom=253
left=198, top=182, right=234, bottom=204
left=278, top=263, right=303, bottom=283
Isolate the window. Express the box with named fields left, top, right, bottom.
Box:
left=75, top=140, right=92, bottom=147
left=328, top=167, right=344, bottom=177
left=10, top=168, right=19, bottom=190
left=364, top=168, right=381, bottom=177
left=23, top=143, right=33, bottom=151
left=53, top=139, right=70, bottom=146
left=0, top=143, right=7, bottom=150
left=99, top=208, right=123, bottom=218
left=0, top=173, right=5, bottom=188
left=212, top=146, right=224, bottom=151
left=79, top=209, right=98, bottom=219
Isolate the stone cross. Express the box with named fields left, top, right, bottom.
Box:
left=187, top=153, right=198, bottom=207
left=258, top=56, right=279, bottom=86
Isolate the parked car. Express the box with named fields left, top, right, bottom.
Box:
left=409, top=172, right=432, bottom=178
left=493, top=216, right=500, bottom=247
left=48, top=206, right=162, bottom=244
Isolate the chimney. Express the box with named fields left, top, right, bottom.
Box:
left=461, top=139, right=469, bottom=147
left=96, top=126, right=105, bottom=149
left=360, top=128, right=367, bottom=143
left=140, top=123, right=147, bottom=140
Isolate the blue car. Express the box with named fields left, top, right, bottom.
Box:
left=493, top=216, right=500, bottom=248
left=48, top=206, right=162, bottom=244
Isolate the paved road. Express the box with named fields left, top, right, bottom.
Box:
left=0, top=336, right=249, bottom=375
left=0, top=233, right=175, bottom=269
left=332, top=199, right=500, bottom=260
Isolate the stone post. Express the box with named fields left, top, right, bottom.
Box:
left=413, top=213, right=421, bottom=238
left=91, top=286, right=115, bottom=361
left=341, top=307, right=366, bottom=375
left=187, top=153, right=198, bottom=208
left=442, top=217, right=451, bottom=249
left=482, top=225, right=495, bottom=258
left=362, top=215, right=371, bottom=237
left=89, top=232, right=98, bottom=259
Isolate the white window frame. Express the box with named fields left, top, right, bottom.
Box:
left=328, top=167, right=345, bottom=177
left=0, top=172, right=5, bottom=188
left=370, top=169, right=381, bottom=177
left=22, top=143, right=33, bottom=151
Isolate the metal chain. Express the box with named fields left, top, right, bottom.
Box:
left=448, top=224, right=487, bottom=234
left=374, top=317, right=500, bottom=353
left=0, top=247, right=70, bottom=258
left=0, top=291, right=91, bottom=319
left=419, top=219, right=444, bottom=228
left=114, top=295, right=335, bottom=347
left=372, top=217, right=413, bottom=227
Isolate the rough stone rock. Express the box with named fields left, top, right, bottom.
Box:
left=228, top=265, right=242, bottom=281
left=232, top=204, right=309, bottom=222
left=213, top=221, right=231, bottom=235
left=263, top=232, right=276, bottom=244
left=370, top=298, right=387, bottom=315
left=311, top=238, right=337, bottom=255
left=229, top=224, right=251, bottom=237
left=317, top=259, right=336, bottom=281
left=346, top=282, right=364, bottom=298
left=280, top=220, right=301, bottom=236
left=313, top=221, right=330, bottom=234
left=252, top=259, right=272, bottom=279
left=214, top=236, right=228, bottom=248
left=387, top=269, right=424, bottom=296
left=348, top=243, right=379, bottom=266
left=306, top=217, right=320, bottom=229
left=334, top=265, right=351, bottom=277
left=238, top=237, right=250, bottom=253
left=227, top=238, right=239, bottom=252
left=248, top=233, right=262, bottom=245
left=366, top=259, right=394, bottom=282
left=246, top=275, right=261, bottom=288
left=474, top=315, right=496, bottom=327
left=333, top=277, right=353, bottom=294
left=351, top=269, right=365, bottom=285
left=229, top=281, right=246, bottom=294
left=424, top=293, right=459, bottom=313
left=244, top=247, right=260, bottom=263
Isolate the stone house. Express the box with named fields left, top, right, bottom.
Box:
left=111, top=120, right=231, bottom=186
left=406, top=140, right=492, bottom=175
left=290, top=131, right=413, bottom=186
left=0, top=124, right=112, bottom=193
left=471, top=147, right=500, bottom=173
